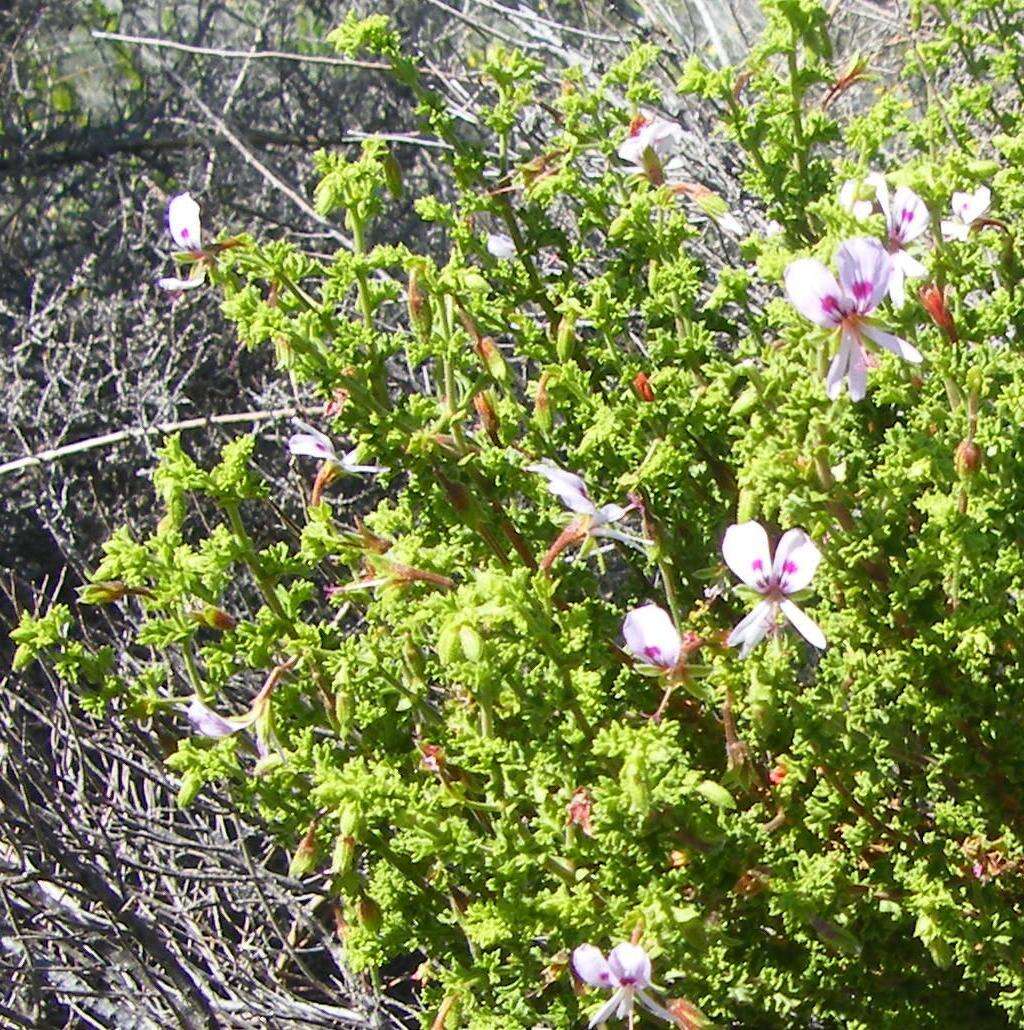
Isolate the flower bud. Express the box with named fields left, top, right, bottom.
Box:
left=555, top=313, right=576, bottom=362
left=382, top=150, right=403, bottom=198
left=534, top=372, right=552, bottom=432
left=357, top=896, right=382, bottom=931
left=632, top=372, right=655, bottom=402
left=476, top=336, right=509, bottom=384
left=919, top=283, right=957, bottom=340
left=288, top=823, right=319, bottom=879
left=473, top=391, right=501, bottom=445
left=954, top=439, right=982, bottom=477
left=78, top=580, right=130, bottom=605
left=331, top=834, right=356, bottom=876
left=189, top=606, right=237, bottom=632
left=407, top=267, right=432, bottom=343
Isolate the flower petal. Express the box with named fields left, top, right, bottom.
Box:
left=826, top=332, right=854, bottom=399
left=486, top=232, right=516, bottom=259
left=953, top=186, right=990, bottom=224
left=623, top=603, right=682, bottom=669
left=527, top=462, right=595, bottom=515
left=941, top=219, right=969, bottom=241
left=588, top=989, right=627, bottom=1029
left=772, top=529, right=822, bottom=593
left=835, top=237, right=890, bottom=314
left=780, top=599, right=827, bottom=649
left=341, top=446, right=388, bottom=474
left=594, top=503, right=629, bottom=526
left=722, top=521, right=772, bottom=590
left=887, top=262, right=906, bottom=308
left=156, top=275, right=204, bottom=292
left=784, top=258, right=844, bottom=328
left=888, top=186, right=928, bottom=244
left=288, top=421, right=337, bottom=461
left=860, top=323, right=923, bottom=364
left=186, top=700, right=237, bottom=738
left=607, top=943, right=652, bottom=988
left=167, top=193, right=202, bottom=250
left=847, top=337, right=868, bottom=402
left=572, top=944, right=614, bottom=988
left=636, top=988, right=677, bottom=1024
left=892, top=249, right=927, bottom=280
left=727, top=599, right=776, bottom=657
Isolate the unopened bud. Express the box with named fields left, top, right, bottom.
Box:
left=356, top=896, right=382, bottom=931
left=534, top=372, right=552, bottom=432
left=954, top=439, right=982, bottom=477
left=407, top=268, right=432, bottom=343
left=382, top=150, right=403, bottom=198
left=555, top=313, right=576, bottom=362
left=473, top=391, right=501, bottom=444
left=632, top=371, right=655, bottom=402
left=919, top=283, right=957, bottom=340
left=78, top=580, right=130, bottom=605
left=476, top=336, right=509, bottom=384
left=190, top=606, right=237, bottom=632
left=288, top=823, right=319, bottom=879
left=331, top=834, right=356, bottom=876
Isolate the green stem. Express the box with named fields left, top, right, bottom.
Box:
left=223, top=502, right=290, bottom=624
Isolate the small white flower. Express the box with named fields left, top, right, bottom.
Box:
left=622, top=603, right=682, bottom=671
left=785, top=237, right=922, bottom=401
left=722, top=521, right=826, bottom=657
left=527, top=461, right=640, bottom=549
left=486, top=232, right=517, bottom=260
left=617, top=113, right=683, bottom=182
left=941, top=186, right=991, bottom=241
left=572, top=942, right=674, bottom=1027
left=876, top=181, right=929, bottom=307
left=287, top=420, right=387, bottom=474
left=158, top=193, right=206, bottom=293
left=838, top=172, right=887, bottom=220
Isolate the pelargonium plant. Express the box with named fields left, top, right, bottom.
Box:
left=17, top=2, right=1024, bottom=1027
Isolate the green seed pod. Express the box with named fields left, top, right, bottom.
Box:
left=407, top=267, right=433, bottom=344
left=382, top=150, right=403, bottom=198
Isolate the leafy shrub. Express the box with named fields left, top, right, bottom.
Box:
left=18, top=0, right=1024, bottom=1025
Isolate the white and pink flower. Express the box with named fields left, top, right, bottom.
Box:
left=572, top=942, right=674, bottom=1027
left=839, top=171, right=887, bottom=221
left=722, top=521, right=826, bottom=657
left=941, top=186, right=991, bottom=241
left=288, top=420, right=387, bottom=475
left=528, top=462, right=638, bottom=543
left=785, top=237, right=923, bottom=401
left=876, top=181, right=929, bottom=306
left=622, top=603, right=682, bottom=672
left=157, top=193, right=207, bottom=293
left=617, top=113, right=683, bottom=184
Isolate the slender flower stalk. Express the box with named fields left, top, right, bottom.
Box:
left=722, top=521, right=826, bottom=657
left=571, top=942, right=674, bottom=1027
left=785, top=237, right=923, bottom=401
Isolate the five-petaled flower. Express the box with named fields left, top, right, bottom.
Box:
left=876, top=181, right=929, bottom=306
left=158, top=193, right=207, bottom=293
left=785, top=237, right=923, bottom=401
left=617, top=113, right=683, bottom=185
left=941, top=186, right=991, bottom=241
left=528, top=461, right=643, bottom=571
left=289, top=420, right=387, bottom=505
left=722, top=521, right=826, bottom=657
left=839, top=171, right=886, bottom=221
left=572, top=942, right=674, bottom=1027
